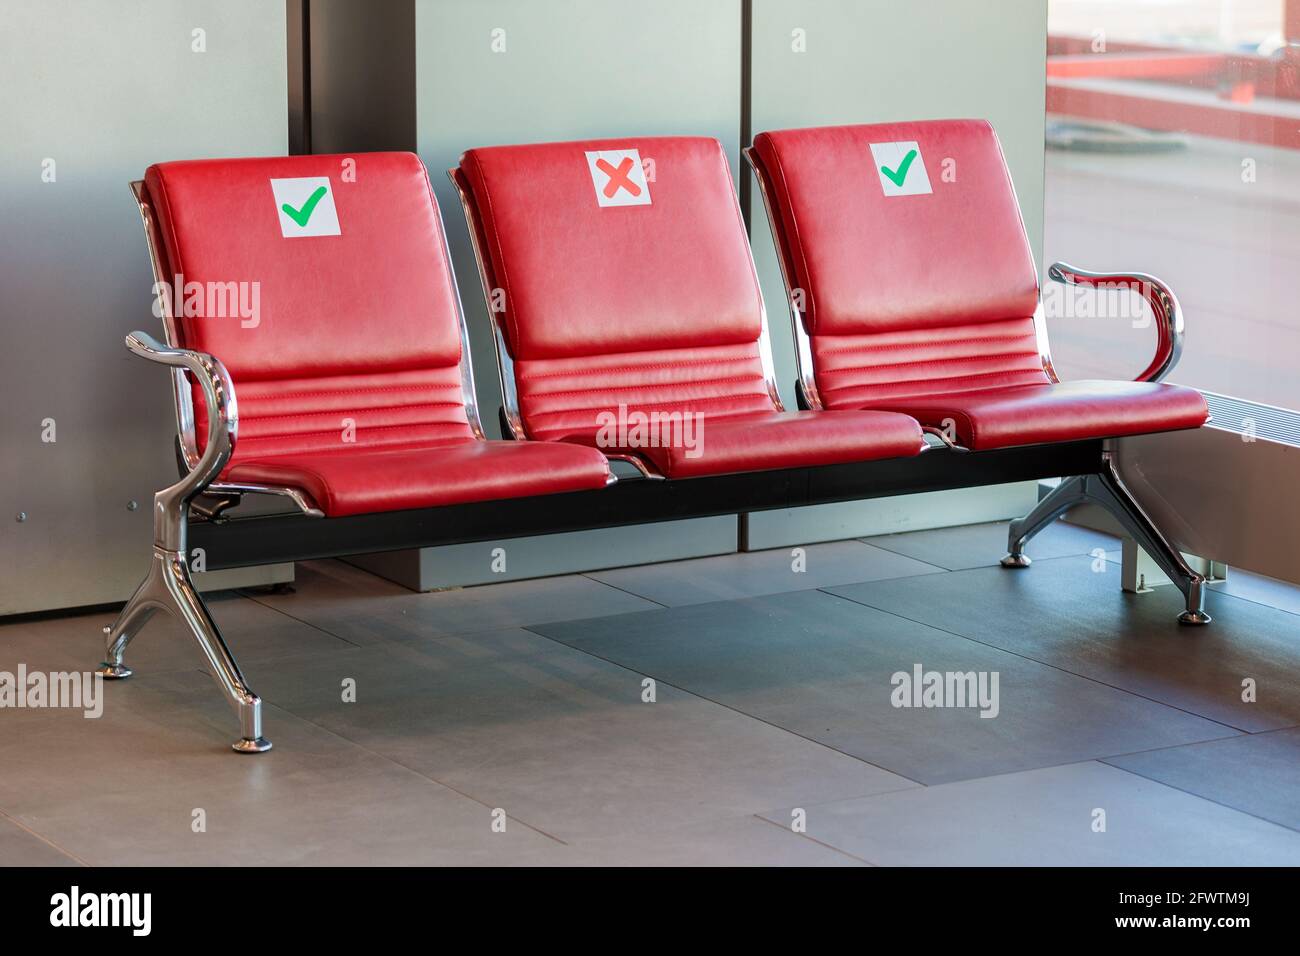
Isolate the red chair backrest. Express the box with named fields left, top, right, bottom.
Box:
left=751, top=120, right=1048, bottom=408
left=456, top=136, right=776, bottom=443
left=141, top=152, right=474, bottom=461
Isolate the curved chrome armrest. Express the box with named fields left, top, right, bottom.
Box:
left=1047, top=261, right=1185, bottom=383
left=126, top=331, right=238, bottom=515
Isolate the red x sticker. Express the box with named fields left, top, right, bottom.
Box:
left=585, top=149, right=651, bottom=207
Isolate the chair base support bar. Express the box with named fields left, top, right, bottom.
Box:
left=1002, top=451, right=1209, bottom=625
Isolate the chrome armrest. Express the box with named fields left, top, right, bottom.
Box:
left=1047, top=261, right=1185, bottom=383
left=126, top=331, right=238, bottom=522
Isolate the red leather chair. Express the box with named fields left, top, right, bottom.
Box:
left=449, top=136, right=926, bottom=479
left=103, top=153, right=612, bottom=752
left=747, top=120, right=1213, bottom=624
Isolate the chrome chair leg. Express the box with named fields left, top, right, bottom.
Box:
left=1001, top=475, right=1087, bottom=569
left=159, top=550, right=271, bottom=752
left=97, top=574, right=160, bottom=679
left=1001, top=452, right=1210, bottom=625
left=1091, top=456, right=1210, bottom=625
left=97, top=547, right=272, bottom=752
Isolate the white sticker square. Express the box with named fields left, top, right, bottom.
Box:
left=270, top=177, right=341, bottom=237
left=868, top=141, right=932, bottom=197
left=584, top=149, right=651, bottom=207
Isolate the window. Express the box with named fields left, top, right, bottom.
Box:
left=1044, top=0, right=1300, bottom=412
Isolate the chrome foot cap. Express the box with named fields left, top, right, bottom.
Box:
left=1000, top=554, right=1032, bottom=569
left=232, top=737, right=273, bottom=754
left=1178, top=610, right=1212, bottom=626
left=96, top=663, right=133, bottom=680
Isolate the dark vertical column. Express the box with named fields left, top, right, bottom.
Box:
left=287, top=0, right=311, bottom=154
left=307, top=0, right=416, bottom=154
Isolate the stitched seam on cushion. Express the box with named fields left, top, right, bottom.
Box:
left=815, top=335, right=1038, bottom=356
left=820, top=368, right=1045, bottom=392
left=517, top=353, right=760, bottom=381
left=201, top=405, right=470, bottom=423
left=817, top=355, right=1042, bottom=377
left=238, top=421, right=474, bottom=440
left=239, top=382, right=462, bottom=401
left=235, top=403, right=469, bottom=423
left=520, top=373, right=766, bottom=401
left=524, top=392, right=771, bottom=421
left=237, top=439, right=473, bottom=457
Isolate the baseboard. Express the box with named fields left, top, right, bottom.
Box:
left=345, top=515, right=739, bottom=591
left=741, top=481, right=1039, bottom=551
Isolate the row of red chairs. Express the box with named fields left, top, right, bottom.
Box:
left=100, top=120, right=1210, bottom=752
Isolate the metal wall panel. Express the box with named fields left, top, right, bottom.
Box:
left=0, top=0, right=287, bottom=614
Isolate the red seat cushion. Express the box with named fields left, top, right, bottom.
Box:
left=751, top=120, right=1039, bottom=338
left=144, top=152, right=481, bottom=464
left=226, top=441, right=611, bottom=517
left=459, top=137, right=764, bottom=361
left=867, top=381, right=1209, bottom=451
left=456, top=136, right=926, bottom=476
left=566, top=409, right=924, bottom=479
left=145, top=152, right=465, bottom=383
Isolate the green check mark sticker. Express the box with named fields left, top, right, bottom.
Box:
left=270, top=176, right=341, bottom=237
left=879, top=149, right=917, bottom=187
left=868, top=141, right=933, bottom=197
left=281, top=185, right=327, bottom=226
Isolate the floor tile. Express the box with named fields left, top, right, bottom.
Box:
left=758, top=761, right=1300, bottom=866
left=555, top=814, right=865, bottom=866
left=0, top=669, right=565, bottom=866
left=242, top=560, right=659, bottom=644
left=0, top=591, right=354, bottom=678
left=587, top=540, right=942, bottom=607
left=6, top=524, right=1297, bottom=866
left=1209, top=568, right=1300, bottom=617
left=863, top=518, right=1116, bottom=571
left=1105, top=727, right=1300, bottom=831
left=0, top=815, right=81, bottom=867
left=828, top=556, right=1300, bottom=732
left=250, top=627, right=913, bottom=842
left=530, top=590, right=1232, bottom=784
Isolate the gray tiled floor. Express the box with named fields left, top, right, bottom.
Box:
left=827, top=556, right=1300, bottom=732
left=2, top=518, right=1297, bottom=866
left=0, top=591, right=354, bottom=676
left=530, top=589, right=1234, bottom=784
left=1105, top=727, right=1300, bottom=832
left=757, top=762, right=1300, bottom=866
left=247, top=628, right=914, bottom=841
left=588, top=540, right=943, bottom=607
left=1209, top=568, right=1300, bottom=617
left=0, top=815, right=80, bottom=867
left=241, top=560, right=660, bottom=645
left=864, top=518, right=1118, bottom=571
